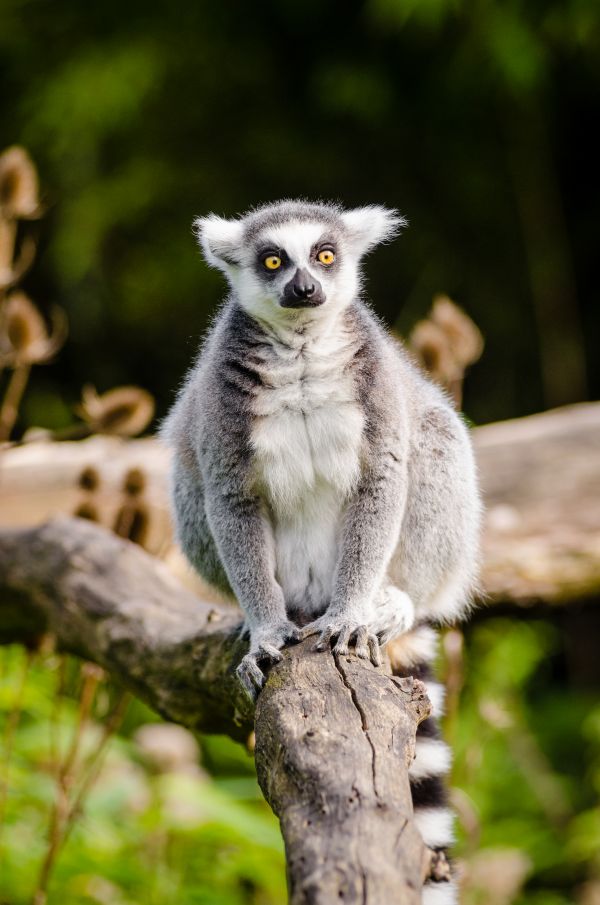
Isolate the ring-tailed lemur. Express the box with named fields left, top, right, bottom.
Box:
left=163, top=199, right=481, bottom=905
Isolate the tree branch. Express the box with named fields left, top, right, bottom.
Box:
left=0, top=516, right=253, bottom=738
left=0, top=515, right=448, bottom=902
left=255, top=647, right=436, bottom=904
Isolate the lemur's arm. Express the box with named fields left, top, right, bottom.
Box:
left=202, top=447, right=301, bottom=699
left=332, top=447, right=407, bottom=613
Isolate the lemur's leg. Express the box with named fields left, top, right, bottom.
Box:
left=170, top=457, right=232, bottom=596
left=202, top=480, right=303, bottom=697
left=172, top=453, right=301, bottom=699
left=388, top=629, right=457, bottom=905
left=392, top=406, right=480, bottom=627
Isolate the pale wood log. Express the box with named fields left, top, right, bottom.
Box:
left=476, top=402, right=600, bottom=604
left=2, top=402, right=599, bottom=604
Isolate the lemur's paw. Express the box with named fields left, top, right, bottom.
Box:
left=236, top=653, right=267, bottom=700
left=236, top=621, right=302, bottom=701
left=301, top=618, right=382, bottom=667
left=374, top=587, right=415, bottom=643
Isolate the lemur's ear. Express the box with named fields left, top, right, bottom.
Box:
left=341, top=206, right=407, bottom=257
left=193, top=215, right=244, bottom=270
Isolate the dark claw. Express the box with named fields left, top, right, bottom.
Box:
left=333, top=624, right=353, bottom=656
left=236, top=654, right=266, bottom=701
left=285, top=626, right=303, bottom=645
left=299, top=623, right=320, bottom=641
left=368, top=634, right=382, bottom=666
left=257, top=642, right=283, bottom=664
left=315, top=625, right=335, bottom=651
left=353, top=626, right=370, bottom=660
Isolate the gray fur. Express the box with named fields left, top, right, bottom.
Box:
left=163, top=199, right=481, bottom=702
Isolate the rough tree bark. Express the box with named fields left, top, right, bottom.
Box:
left=0, top=516, right=445, bottom=904
left=256, top=647, right=435, bottom=904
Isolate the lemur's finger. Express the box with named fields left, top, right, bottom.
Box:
left=299, top=623, right=321, bottom=641
left=367, top=634, right=382, bottom=666
left=285, top=626, right=303, bottom=644
left=314, top=624, right=335, bottom=651
left=236, top=655, right=265, bottom=700
left=237, top=660, right=265, bottom=697
left=353, top=625, right=370, bottom=659
left=258, top=643, right=283, bottom=664
left=236, top=669, right=258, bottom=701
left=333, top=624, right=354, bottom=656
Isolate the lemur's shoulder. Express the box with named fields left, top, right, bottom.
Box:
left=345, top=299, right=460, bottom=431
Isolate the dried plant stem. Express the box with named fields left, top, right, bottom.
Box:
left=61, top=691, right=130, bottom=848
left=48, top=656, right=67, bottom=777
left=0, top=362, right=31, bottom=441
left=0, top=648, right=35, bottom=857
left=0, top=216, right=17, bottom=277
left=32, top=690, right=129, bottom=905
left=32, top=664, right=103, bottom=905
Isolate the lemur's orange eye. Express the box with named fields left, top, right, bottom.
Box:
left=318, top=249, right=335, bottom=265
left=264, top=255, right=281, bottom=271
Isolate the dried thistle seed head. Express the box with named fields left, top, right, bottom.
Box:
left=81, top=662, right=106, bottom=682
left=0, top=292, right=68, bottom=366
left=0, top=146, right=40, bottom=219
left=430, top=295, right=484, bottom=369
left=0, top=228, right=37, bottom=292
left=123, top=467, right=146, bottom=496
left=0, top=217, right=16, bottom=281
left=114, top=502, right=149, bottom=546
left=3, top=291, right=46, bottom=353
left=409, top=318, right=458, bottom=383
left=76, top=385, right=155, bottom=437
left=74, top=501, right=100, bottom=522
left=78, top=465, right=100, bottom=491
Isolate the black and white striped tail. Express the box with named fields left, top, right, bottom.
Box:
left=389, top=627, right=458, bottom=905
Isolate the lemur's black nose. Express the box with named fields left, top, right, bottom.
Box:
left=291, top=268, right=315, bottom=299
left=281, top=267, right=325, bottom=308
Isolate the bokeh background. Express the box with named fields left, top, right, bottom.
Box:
left=1, top=1, right=599, bottom=904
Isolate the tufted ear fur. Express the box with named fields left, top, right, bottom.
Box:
left=193, top=215, right=244, bottom=271
left=340, top=206, right=406, bottom=258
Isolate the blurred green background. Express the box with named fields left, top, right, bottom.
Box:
left=1, top=0, right=599, bottom=431
left=1, top=1, right=599, bottom=904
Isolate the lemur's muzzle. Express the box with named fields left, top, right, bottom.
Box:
left=281, top=267, right=325, bottom=308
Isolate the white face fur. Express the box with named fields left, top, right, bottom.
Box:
left=193, top=204, right=405, bottom=328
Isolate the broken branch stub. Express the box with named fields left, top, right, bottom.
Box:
left=255, top=639, right=433, bottom=905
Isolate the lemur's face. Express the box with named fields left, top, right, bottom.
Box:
left=239, top=220, right=357, bottom=320
left=194, top=201, right=405, bottom=325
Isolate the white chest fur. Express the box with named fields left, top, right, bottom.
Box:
left=250, top=324, right=364, bottom=612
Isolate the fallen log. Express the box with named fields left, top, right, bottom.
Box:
left=0, top=516, right=444, bottom=903
left=2, top=402, right=599, bottom=605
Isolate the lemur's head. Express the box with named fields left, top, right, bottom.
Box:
left=193, top=200, right=405, bottom=324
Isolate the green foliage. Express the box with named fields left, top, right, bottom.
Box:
left=1, top=0, right=599, bottom=427
left=453, top=618, right=600, bottom=903
left=2, top=612, right=598, bottom=904
left=0, top=648, right=286, bottom=904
